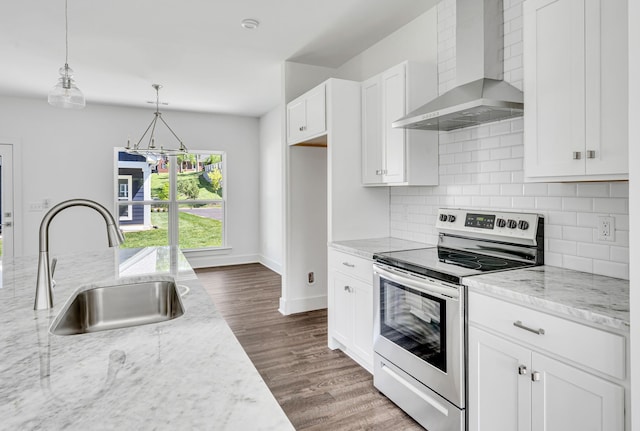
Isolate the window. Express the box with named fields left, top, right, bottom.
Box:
left=115, top=150, right=226, bottom=250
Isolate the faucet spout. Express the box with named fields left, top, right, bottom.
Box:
left=34, top=199, right=125, bottom=310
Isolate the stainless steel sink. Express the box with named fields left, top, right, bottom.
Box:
left=50, top=277, right=185, bottom=336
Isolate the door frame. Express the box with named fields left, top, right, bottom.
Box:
left=0, top=138, right=23, bottom=259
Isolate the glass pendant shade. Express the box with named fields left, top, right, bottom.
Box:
left=48, top=65, right=85, bottom=109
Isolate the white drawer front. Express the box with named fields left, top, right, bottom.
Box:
left=468, top=291, right=625, bottom=380
left=328, top=249, right=373, bottom=283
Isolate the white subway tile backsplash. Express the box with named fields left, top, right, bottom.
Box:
left=490, top=196, right=512, bottom=209
left=593, top=260, right=629, bottom=279
left=481, top=184, right=501, bottom=195
left=490, top=147, right=512, bottom=160
left=610, top=182, right=629, bottom=198
left=480, top=160, right=501, bottom=172
left=489, top=121, right=512, bottom=136
left=389, top=0, right=629, bottom=279
left=512, top=197, right=536, bottom=209
left=563, top=255, right=594, bottom=273
left=577, top=242, right=610, bottom=260
left=548, top=183, right=577, bottom=197
left=545, top=225, right=562, bottom=239
left=500, top=157, right=523, bottom=171
left=471, top=196, right=492, bottom=207
left=562, top=197, right=593, bottom=212
left=523, top=183, right=548, bottom=196
left=548, top=239, right=577, bottom=256
left=535, top=197, right=562, bottom=211
left=610, top=246, right=629, bottom=264
left=501, top=183, right=524, bottom=196
left=544, top=252, right=563, bottom=267
left=593, top=198, right=628, bottom=214
left=479, top=137, right=501, bottom=150
left=576, top=183, right=610, bottom=198
left=489, top=171, right=512, bottom=185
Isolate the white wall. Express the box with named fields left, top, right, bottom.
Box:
left=258, top=107, right=283, bottom=273
left=390, top=0, right=630, bottom=280
left=0, top=96, right=261, bottom=266
left=337, top=7, right=438, bottom=82
left=628, top=0, right=638, bottom=427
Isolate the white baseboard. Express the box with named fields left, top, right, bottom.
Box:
left=278, top=294, right=327, bottom=315
left=259, top=255, right=282, bottom=274
left=185, top=251, right=259, bottom=269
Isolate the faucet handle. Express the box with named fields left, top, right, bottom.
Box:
left=51, top=258, right=57, bottom=288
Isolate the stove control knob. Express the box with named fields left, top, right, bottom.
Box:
left=447, top=214, right=456, bottom=223
left=439, top=214, right=448, bottom=222
left=496, top=218, right=506, bottom=228
left=518, top=220, right=530, bottom=230
left=507, top=219, right=518, bottom=229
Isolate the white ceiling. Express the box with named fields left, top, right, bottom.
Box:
left=0, top=0, right=438, bottom=117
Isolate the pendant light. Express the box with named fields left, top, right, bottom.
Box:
left=125, top=84, right=188, bottom=161
left=48, top=0, right=85, bottom=109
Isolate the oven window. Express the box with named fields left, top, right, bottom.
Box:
left=380, top=277, right=447, bottom=372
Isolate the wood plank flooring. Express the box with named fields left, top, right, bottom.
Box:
left=196, top=263, right=422, bottom=430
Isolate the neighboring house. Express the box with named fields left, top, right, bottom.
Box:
left=117, top=152, right=152, bottom=229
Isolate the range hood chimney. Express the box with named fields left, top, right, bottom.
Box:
left=393, top=0, right=524, bottom=131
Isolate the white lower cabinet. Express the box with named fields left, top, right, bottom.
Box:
left=328, top=248, right=374, bottom=372
left=468, top=292, right=626, bottom=431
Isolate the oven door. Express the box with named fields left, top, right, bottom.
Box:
left=373, top=263, right=465, bottom=409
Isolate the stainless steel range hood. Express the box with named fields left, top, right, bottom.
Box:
left=393, top=0, right=524, bottom=131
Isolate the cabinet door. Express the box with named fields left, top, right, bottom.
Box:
left=304, top=85, right=326, bottom=138
left=468, top=326, right=532, bottom=431
left=352, top=280, right=374, bottom=366
left=523, top=0, right=586, bottom=177
left=362, top=76, right=384, bottom=184
left=584, top=0, right=628, bottom=176
left=330, top=271, right=354, bottom=347
left=381, top=63, right=406, bottom=184
left=287, top=98, right=307, bottom=144
left=531, top=353, right=624, bottom=431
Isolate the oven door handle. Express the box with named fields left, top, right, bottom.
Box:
left=374, top=264, right=459, bottom=301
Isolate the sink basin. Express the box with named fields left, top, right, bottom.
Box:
left=50, top=277, right=185, bottom=336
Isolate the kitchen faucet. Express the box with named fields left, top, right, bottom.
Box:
left=34, top=199, right=125, bottom=310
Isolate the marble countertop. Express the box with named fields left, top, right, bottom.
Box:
left=463, top=266, right=629, bottom=332
left=0, top=247, right=293, bottom=430
left=329, top=237, right=433, bottom=259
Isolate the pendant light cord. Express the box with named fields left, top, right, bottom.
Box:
left=64, top=0, right=69, bottom=66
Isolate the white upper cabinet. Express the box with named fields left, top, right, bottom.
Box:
left=523, top=0, right=628, bottom=181
left=361, top=61, right=439, bottom=186
left=287, top=83, right=326, bottom=145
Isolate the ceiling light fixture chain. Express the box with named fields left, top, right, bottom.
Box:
left=48, top=0, right=85, bottom=109
left=126, top=84, right=188, bottom=162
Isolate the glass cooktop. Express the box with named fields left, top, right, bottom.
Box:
left=374, top=247, right=535, bottom=284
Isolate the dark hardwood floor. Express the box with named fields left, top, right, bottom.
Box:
left=196, top=263, right=422, bottom=430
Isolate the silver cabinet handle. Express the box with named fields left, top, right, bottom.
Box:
left=343, top=285, right=352, bottom=293
left=573, top=151, right=582, bottom=160
left=586, top=150, right=596, bottom=159
left=513, top=320, right=545, bottom=335
left=342, top=262, right=355, bottom=268
left=531, top=371, right=541, bottom=382
left=518, top=365, right=528, bottom=375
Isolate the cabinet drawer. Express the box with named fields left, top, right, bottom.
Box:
left=468, top=291, right=625, bottom=380
left=328, top=249, right=373, bottom=283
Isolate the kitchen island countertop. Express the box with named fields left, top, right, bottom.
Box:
left=0, top=247, right=293, bottom=430
left=463, top=265, right=629, bottom=332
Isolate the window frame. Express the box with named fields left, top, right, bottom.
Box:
left=114, top=148, right=227, bottom=251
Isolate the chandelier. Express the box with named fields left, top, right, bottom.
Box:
left=126, top=84, right=188, bottom=161
left=48, top=0, right=85, bottom=109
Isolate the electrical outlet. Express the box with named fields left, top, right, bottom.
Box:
left=597, top=216, right=615, bottom=241
left=307, top=272, right=315, bottom=285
